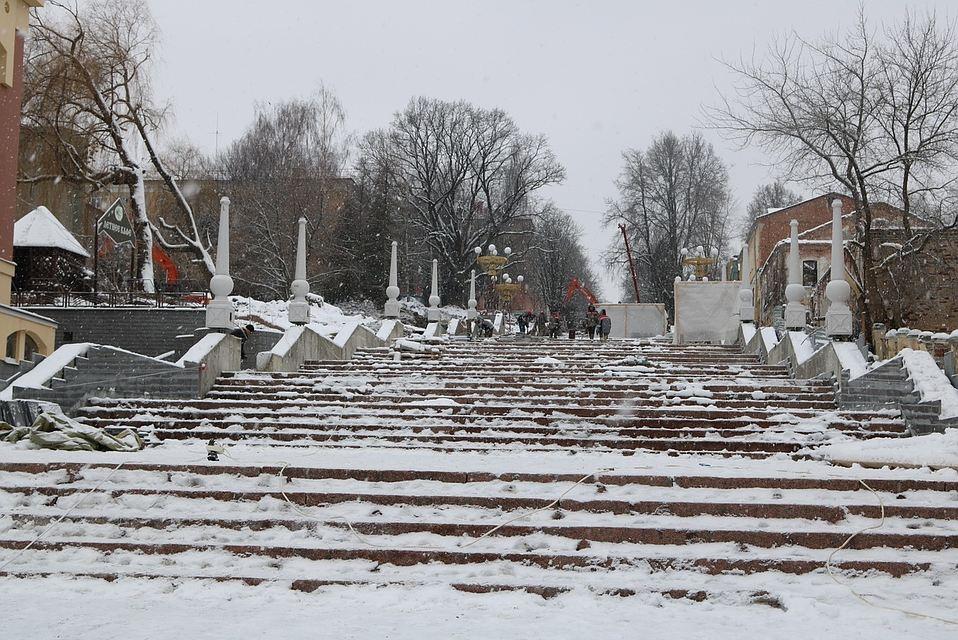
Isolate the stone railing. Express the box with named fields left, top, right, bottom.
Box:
left=871, top=324, right=958, bottom=366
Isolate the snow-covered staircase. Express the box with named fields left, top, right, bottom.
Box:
left=1, top=338, right=955, bottom=603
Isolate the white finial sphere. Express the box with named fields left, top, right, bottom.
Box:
left=517, top=275, right=524, bottom=283
left=488, top=244, right=496, bottom=252
left=504, top=247, right=512, bottom=256
left=474, top=246, right=482, bottom=255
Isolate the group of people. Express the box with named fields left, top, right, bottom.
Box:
left=515, top=305, right=611, bottom=341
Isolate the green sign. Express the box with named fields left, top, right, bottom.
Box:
left=97, top=198, right=135, bottom=246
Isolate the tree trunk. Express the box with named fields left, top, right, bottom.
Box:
left=127, top=168, right=155, bottom=293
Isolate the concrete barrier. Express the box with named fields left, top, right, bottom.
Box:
left=673, top=281, right=741, bottom=344
left=600, top=303, right=668, bottom=338
left=257, top=325, right=341, bottom=373
left=178, top=332, right=241, bottom=396
left=258, top=322, right=386, bottom=372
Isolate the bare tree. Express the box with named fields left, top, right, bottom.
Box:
left=23, top=0, right=218, bottom=289
left=220, top=92, right=351, bottom=299
left=707, top=10, right=958, bottom=332
left=365, top=98, right=565, bottom=299
left=527, top=203, right=599, bottom=314
left=743, top=181, right=802, bottom=237
left=604, top=131, right=732, bottom=314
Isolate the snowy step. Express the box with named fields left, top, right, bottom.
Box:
left=73, top=416, right=905, bottom=440
left=0, top=538, right=931, bottom=577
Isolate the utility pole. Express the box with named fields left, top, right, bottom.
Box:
left=618, top=223, right=641, bottom=303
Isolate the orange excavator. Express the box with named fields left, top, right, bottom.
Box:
left=563, top=277, right=598, bottom=306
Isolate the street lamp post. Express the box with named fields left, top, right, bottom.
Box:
left=681, top=245, right=719, bottom=280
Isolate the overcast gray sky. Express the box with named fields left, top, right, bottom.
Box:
left=148, top=0, right=953, bottom=299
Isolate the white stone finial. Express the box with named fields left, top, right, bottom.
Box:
left=467, top=269, right=477, bottom=320
left=738, top=244, right=754, bottom=323
left=427, top=258, right=441, bottom=322
left=206, top=196, right=235, bottom=329
left=784, top=219, right=807, bottom=329
left=385, top=240, right=400, bottom=318
left=288, top=217, right=310, bottom=325
left=825, top=198, right=852, bottom=337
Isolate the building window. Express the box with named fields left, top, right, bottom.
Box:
left=4, top=333, right=15, bottom=359
left=802, top=260, right=818, bottom=287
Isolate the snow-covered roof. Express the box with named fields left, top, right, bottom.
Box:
left=13, top=206, right=91, bottom=257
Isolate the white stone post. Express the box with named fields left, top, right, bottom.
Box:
left=427, top=258, right=441, bottom=322
left=288, top=217, right=310, bottom=325
left=784, top=219, right=807, bottom=329
left=466, top=269, right=477, bottom=320
left=384, top=240, right=400, bottom=318
left=206, top=196, right=235, bottom=330
left=738, top=244, right=754, bottom=323
left=825, top=198, right=852, bottom=337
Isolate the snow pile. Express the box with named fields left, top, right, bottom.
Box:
left=417, top=397, right=459, bottom=407
left=899, top=348, right=958, bottom=419
left=819, top=428, right=958, bottom=469
left=231, top=296, right=373, bottom=335
left=400, top=298, right=467, bottom=321
left=834, top=342, right=868, bottom=380
left=534, top=356, right=564, bottom=366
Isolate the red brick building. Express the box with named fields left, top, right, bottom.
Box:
left=1, top=1, right=56, bottom=362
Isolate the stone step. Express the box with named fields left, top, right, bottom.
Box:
left=195, top=391, right=839, bottom=411
left=214, top=377, right=836, bottom=393
left=8, top=484, right=954, bottom=523
left=7, top=512, right=956, bottom=551
left=72, top=425, right=808, bottom=453
left=205, top=387, right=837, bottom=402
left=73, top=401, right=890, bottom=422
left=0, top=539, right=929, bottom=577
left=73, top=416, right=904, bottom=438
left=0, top=569, right=786, bottom=603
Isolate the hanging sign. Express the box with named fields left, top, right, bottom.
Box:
left=96, top=198, right=135, bottom=246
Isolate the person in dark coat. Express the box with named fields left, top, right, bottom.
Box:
left=585, top=304, right=599, bottom=340
left=230, top=324, right=255, bottom=359
left=597, top=309, right=611, bottom=342
left=517, top=313, right=528, bottom=335
left=536, top=311, right=548, bottom=336
left=548, top=312, right=560, bottom=339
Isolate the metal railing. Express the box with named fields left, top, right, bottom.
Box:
left=12, top=289, right=210, bottom=309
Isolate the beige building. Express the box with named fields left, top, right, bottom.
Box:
left=1, top=1, right=55, bottom=362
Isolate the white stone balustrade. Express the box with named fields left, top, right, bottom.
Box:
left=784, top=219, right=807, bottom=329
left=206, top=197, right=235, bottom=330
left=385, top=241, right=400, bottom=318
left=288, top=217, right=310, bottom=325
left=738, top=244, right=754, bottom=323
left=427, top=259, right=441, bottom=322
left=825, top=199, right=852, bottom=337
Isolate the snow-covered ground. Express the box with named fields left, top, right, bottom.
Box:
left=2, top=337, right=957, bottom=637
left=2, top=572, right=956, bottom=640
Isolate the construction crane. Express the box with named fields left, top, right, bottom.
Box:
left=563, top=277, right=599, bottom=306
left=618, top=223, right=641, bottom=302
